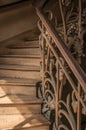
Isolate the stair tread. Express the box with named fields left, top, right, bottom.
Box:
left=0, top=64, right=40, bottom=71
left=6, top=48, right=40, bottom=56
left=0, top=54, right=40, bottom=58
left=0, top=56, right=40, bottom=66
left=7, top=40, right=39, bottom=49
left=0, top=77, right=39, bottom=85
left=0, top=94, right=41, bottom=104
left=0, top=114, right=49, bottom=130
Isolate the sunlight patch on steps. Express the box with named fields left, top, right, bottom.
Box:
left=0, top=114, right=32, bottom=129
left=0, top=86, right=32, bottom=129
left=0, top=85, right=25, bottom=103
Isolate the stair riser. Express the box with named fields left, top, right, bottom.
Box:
left=0, top=70, right=40, bottom=79
left=0, top=57, right=40, bottom=66
left=0, top=85, right=36, bottom=96
left=4, top=48, right=40, bottom=55
left=0, top=105, right=41, bottom=115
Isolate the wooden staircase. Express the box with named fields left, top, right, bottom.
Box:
left=0, top=35, right=49, bottom=130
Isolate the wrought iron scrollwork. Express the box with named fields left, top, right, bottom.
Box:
left=43, top=0, right=86, bottom=64
left=37, top=0, right=86, bottom=130
left=37, top=16, right=86, bottom=129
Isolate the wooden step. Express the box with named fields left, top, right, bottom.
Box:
left=0, top=104, right=41, bottom=115
left=0, top=77, right=39, bottom=97
left=0, top=69, right=40, bottom=79
left=0, top=77, right=39, bottom=86
left=0, top=64, right=40, bottom=71
left=0, top=114, right=49, bottom=130
left=7, top=40, right=39, bottom=49
left=0, top=94, right=41, bottom=104
left=0, top=84, right=36, bottom=97
left=0, top=55, right=40, bottom=65
left=0, top=54, right=40, bottom=58
left=0, top=95, right=41, bottom=114
left=6, top=48, right=40, bottom=55
left=0, top=91, right=42, bottom=113
left=0, top=97, right=41, bottom=115
left=12, top=125, right=49, bottom=130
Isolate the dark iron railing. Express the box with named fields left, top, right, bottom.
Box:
left=35, top=0, right=86, bottom=129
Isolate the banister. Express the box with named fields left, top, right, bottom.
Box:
left=36, top=8, right=86, bottom=91
left=33, top=0, right=48, bottom=9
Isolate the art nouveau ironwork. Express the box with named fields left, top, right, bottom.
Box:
left=36, top=0, right=86, bottom=130
left=42, top=0, right=86, bottom=64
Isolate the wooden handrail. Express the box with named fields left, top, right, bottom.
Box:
left=36, top=4, right=86, bottom=91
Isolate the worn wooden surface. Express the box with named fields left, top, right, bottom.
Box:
left=0, top=31, right=49, bottom=130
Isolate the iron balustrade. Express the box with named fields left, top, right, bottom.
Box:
left=35, top=0, right=86, bottom=130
